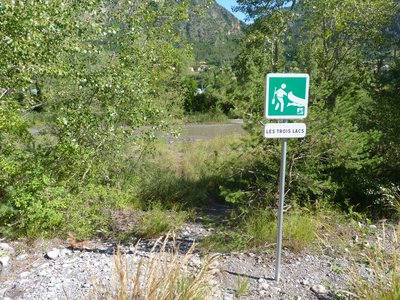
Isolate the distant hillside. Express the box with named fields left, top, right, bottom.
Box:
left=184, top=0, right=244, bottom=66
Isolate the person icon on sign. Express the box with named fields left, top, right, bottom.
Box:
left=274, top=84, right=287, bottom=112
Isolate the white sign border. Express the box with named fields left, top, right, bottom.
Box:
left=264, top=123, right=306, bottom=138
left=265, top=73, right=310, bottom=120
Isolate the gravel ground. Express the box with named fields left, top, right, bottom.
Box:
left=0, top=219, right=394, bottom=300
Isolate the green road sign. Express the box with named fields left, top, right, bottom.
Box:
left=265, top=73, right=309, bottom=119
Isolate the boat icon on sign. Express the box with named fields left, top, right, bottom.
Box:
left=287, top=92, right=306, bottom=107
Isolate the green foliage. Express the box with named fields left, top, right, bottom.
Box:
left=245, top=209, right=317, bottom=251
left=134, top=203, right=187, bottom=239
left=236, top=276, right=250, bottom=299
left=0, top=0, right=192, bottom=237
left=243, top=210, right=276, bottom=248
left=201, top=229, right=247, bottom=253
left=182, top=66, right=238, bottom=117
left=222, top=0, right=400, bottom=217
left=202, top=208, right=318, bottom=252
left=138, top=167, right=211, bottom=209
left=182, top=112, right=229, bottom=123
left=284, top=211, right=317, bottom=251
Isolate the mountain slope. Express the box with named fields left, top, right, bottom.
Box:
left=184, top=0, right=244, bottom=66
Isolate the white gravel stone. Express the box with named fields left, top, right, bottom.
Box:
left=260, top=282, right=269, bottom=290
left=20, top=271, right=31, bottom=278
left=223, top=293, right=234, bottom=300
left=46, top=248, right=60, bottom=260
left=0, top=243, right=15, bottom=255
left=16, top=254, right=29, bottom=261
left=311, top=284, right=327, bottom=294
left=300, top=279, right=309, bottom=286
left=60, top=249, right=72, bottom=257
left=0, top=256, right=10, bottom=268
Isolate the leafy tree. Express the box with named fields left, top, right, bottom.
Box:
left=223, top=0, right=399, bottom=214
left=0, top=0, right=191, bottom=236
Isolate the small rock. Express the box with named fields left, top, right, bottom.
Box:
left=46, top=248, right=60, bottom=260
left=0, top=288, right=7, bottom=298
left=60, top=248, right=72, bottom=257
left=223, top=293, right=234, bottom=300
left=37, top=262, right=50, bottom=269
left=39, top=269, right=49, bottom=277
left=19, top=279, right=30, bottom=285
left=0, top=243, right=15, bottom=255
left=259, top=290, right=268, bottom=297
left=271, top=287, right=281, bottom=294
left=0, top=256, right=10, bottom=268
left=300, top=279, right=309, bottom=286
left=20, top=271, right=30, bottom=278
left=369, top=224, right=377, bottom=229
left=189, top=256, right=202, bottom=267
left=353, top=235, right=360, bottom=243
left=258, top=278, right=266, bottom=283
left=311, top=284, right=327, bottom=295
left=260, top=282, right=269, bottom=290
left=16, top=254, right=29, bottom=261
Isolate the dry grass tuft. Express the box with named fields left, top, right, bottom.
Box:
left=89, top=234, right=219, bottom=300
left=348, top=223, right=400, bottom=300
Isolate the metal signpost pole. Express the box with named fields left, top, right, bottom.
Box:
left=275, top=122, right=287, bottom=282
left=264, top=73, right=309, bottom=282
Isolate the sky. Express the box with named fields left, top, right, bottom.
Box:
left=215, top=0, right=248, bottom=23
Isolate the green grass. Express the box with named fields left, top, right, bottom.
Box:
left=182, top=112, right=229, bottom=123
left=24, top=111, right=54, bottom=126
left=137, top=137, right=241, bottom=209
left=235, top=276, right=250, bottom=299
left=201, top=208, right=319, bottom=253
left=134, top=203, right=188, bottom=239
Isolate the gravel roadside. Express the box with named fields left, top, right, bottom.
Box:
left=0, top=220, right=363, bottom=300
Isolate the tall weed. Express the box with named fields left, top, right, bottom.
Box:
left=348, top=223, right=400, bottom=300
left=91, top=235, right=218, bottom=300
